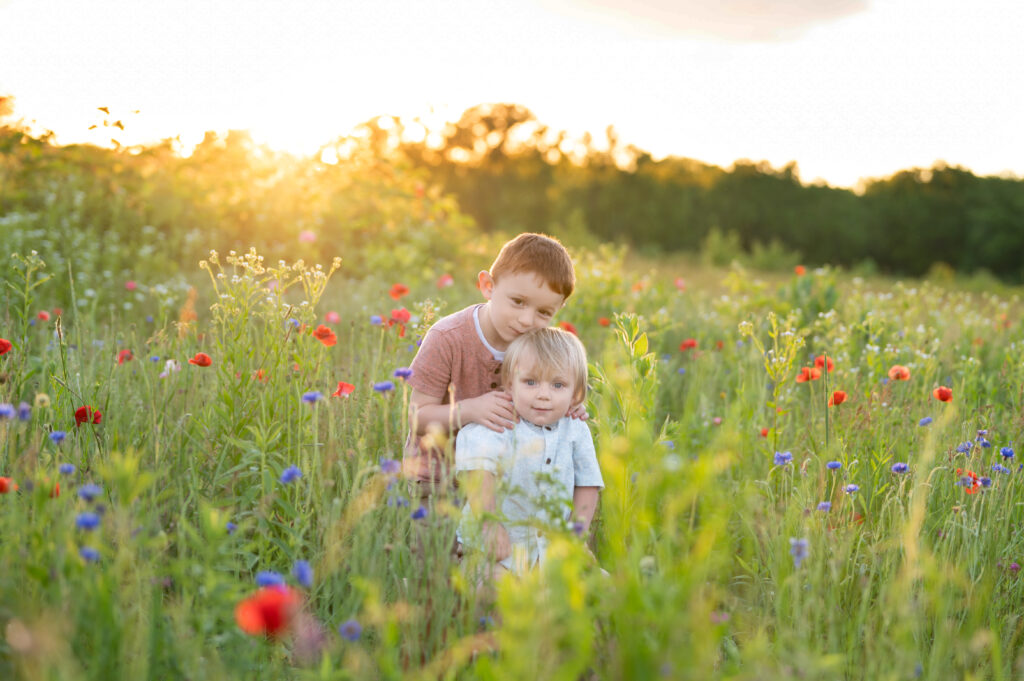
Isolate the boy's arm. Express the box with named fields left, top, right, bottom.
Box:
left=409, top=388, right=517, bottom=436
left=571, top=486, right=600, bottom=534
left=462, top=469, right=512, bottom=561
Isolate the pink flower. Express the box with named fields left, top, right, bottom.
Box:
left=325, top=311, right=340, bottom=324
left=298, top=230, right=317, bottom=244
left=125, top=280, right=137, bottom=291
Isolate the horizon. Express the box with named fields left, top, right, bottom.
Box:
left=2, top=0, right=1022, bottom=189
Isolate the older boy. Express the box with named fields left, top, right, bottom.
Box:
left=403, top=233, right=580, bottom=498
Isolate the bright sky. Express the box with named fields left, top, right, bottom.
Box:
left=1, top=0, right=1022, bottom=187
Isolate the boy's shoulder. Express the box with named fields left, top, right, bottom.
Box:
left=425, top=304, right=482, bottom=336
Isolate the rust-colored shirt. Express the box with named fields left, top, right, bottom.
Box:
left=403, top=304, right=505, bottom=486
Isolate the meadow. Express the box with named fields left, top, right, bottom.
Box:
left=3, top=232, right=1024, bottom=681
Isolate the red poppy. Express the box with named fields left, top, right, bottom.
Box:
left=795, top=367, right=821, bottom=383
left=38, top=310, right=51, bottom=321
left=117, top=349, right=133, bottom=365
left=760, top=427, right=769, bottom=437
left=888, top=365, right=910, bottom=381
left=436, top=273, right=454, bottom=288
left=674, top=277, right=686, bottom=291
left=559, top=321, right=578, bottom=336
left=74, top=406, right=102, bottom=427
left=388, top=308, right=411, bottom=338
left=956, top=467, right=980, bottom=494
left=0, top=477, right=17, bottom=493
left=52, top=308, right=63, bottom=317
left=389, top=283, right=410, bottom=300
left=631, top=281, right=648, bottom=292
left=814, top=355, right=834, bottom=372
left=598, top=317, right=610, bottom=327
left=0, top=338, right=11, bottom=356
left=933, top=386, right=953, bottom=403
left=312, top=325, right=337, bottom=347
left=828, top=390, right=847, bottom=407
left=715, top=340, right=724, bottom=351
left=188, top=352, right=212, bottom=367
left=332, top=381, right=355, bottom=398
left=794, top=265, right=806, bottom=276
left=235, top=585, right=301, bottom=638
left=253, top=369, right=268, bottom=383
left=679, top=338, right=698, bottom=351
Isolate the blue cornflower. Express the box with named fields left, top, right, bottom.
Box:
left=288, top=318, right=301, bottom=328
left=149, top=355, right=160, bottom=362
left=301, top=391, right=323, bottom=404
left=17, top=402, right=31, bottom=421
left=339, top=618, right=362, bottom=641
left=661, top=440, right=675, bottom=450
left=677, top=368, right=686, bottom=375
left=256, top=571, right=285, bottom=587
left=145, top=315, right=154, bottom=323
left=0, top=403, right=14, bottom=419
left=50, top=431, right=67, bottom=444
left=79, top=546, right=100, bottom=563
left=387, top=495, right=410, bottom=508
left=226, top=521, right=237, bottom=535
left=992, top=463, right=1011, bottom=475
left=918, top=416, right=933, bottom=426
left=280, top=465, right=302, bottom=484
left=977, top=429, right=988, bottom=437
left=59, top=462, right=75, bottom=475
left=572, top=521, right=586, bottom=536
left=844, top=484, right=859, bottom=494
left=293, top=560, right=314, bottom=588
left=1001, top=447, right=1015, bottom=460
left=826, top=461, right=842, bottom=470
left=978, top=438, right=992, bottom=449
left=789, top=537, right=809, bottom=568
left=373, top=381, right=395, bottom=393
left=380, top=459, right=401, bottom=475
left=817, top=501, right=832, bottom=512
left=370, top=315, right=383, bottom=326
left=76, top=512, right=101, bottom=530
left=980, top=476, right=993, bottom=488
left=956, top=442, right=973, bottom=454
left=78, top=484, right=103, bottom=502
left=891, top=462, right=909, bottom=474
left=411, top=506, right=428, bottom=520
left=393, top=367, right=414, bottom=380
left=773, top=451, right=792, bottom=466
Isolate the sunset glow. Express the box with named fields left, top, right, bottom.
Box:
left=1, top=0, right=1022, bottom=187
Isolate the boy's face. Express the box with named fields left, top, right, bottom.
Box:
left=507, top=348, right=575, bottom=426
left=478, top=270, right=565, bottom=349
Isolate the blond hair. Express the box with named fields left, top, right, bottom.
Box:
left=490, top=233, right=575, bottom=299
left=501, top=327, right=588, bottom=405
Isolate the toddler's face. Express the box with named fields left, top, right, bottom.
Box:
left=507, top=348, right=575, bottom=427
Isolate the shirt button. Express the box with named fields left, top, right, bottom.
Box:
left=493, top=367, right=501, bottom=374
left=490, top=382, right=497, bottom=389
left=546, top=458, right=551, bottom=464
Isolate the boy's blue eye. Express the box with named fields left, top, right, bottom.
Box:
left=525, top=379, right=536, bottom=386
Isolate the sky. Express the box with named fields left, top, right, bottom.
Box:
left=1, top=0, right=1022, bottom=188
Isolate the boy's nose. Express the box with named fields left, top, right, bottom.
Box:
left=518, top=310, right=535, bottom=326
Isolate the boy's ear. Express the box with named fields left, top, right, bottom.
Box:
left=477, top=270, right=495, bottom=300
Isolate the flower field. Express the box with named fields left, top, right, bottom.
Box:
left=2, top=241, right=1024, bottom=680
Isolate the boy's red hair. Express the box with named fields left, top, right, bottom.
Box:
left=489, top=233, right=575, bottom=299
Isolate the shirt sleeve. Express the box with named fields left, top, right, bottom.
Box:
left=455, top=424, right=504, bottom=474
left=407, top=325, right=454, bottom=399
left=571, top=420, right=605, bottom=488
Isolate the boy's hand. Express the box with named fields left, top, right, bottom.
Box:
left=567, top=403, right=589, bottom=420
left=482, top=521, right=512, bottom=561
left=461, top=391, right=518, bottom=432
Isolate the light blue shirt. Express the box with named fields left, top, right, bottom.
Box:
left=455, top=417, right=604, bottom=572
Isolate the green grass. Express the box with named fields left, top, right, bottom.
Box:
left=2, top=245, right=1024, bottom=680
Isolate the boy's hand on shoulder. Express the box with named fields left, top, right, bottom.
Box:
left=567, top=403, right=589, bottom=420
left=461, top=391, right=518, bottom=432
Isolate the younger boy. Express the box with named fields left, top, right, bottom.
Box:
left=455, top=327, right=603, bottom=574
left=404, top=233, right=579, bottom=497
